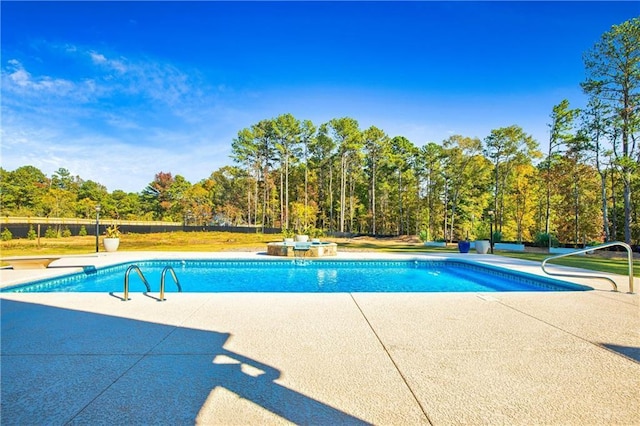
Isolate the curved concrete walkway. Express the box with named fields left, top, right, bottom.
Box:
left=1, top=251, right=638, bottom=425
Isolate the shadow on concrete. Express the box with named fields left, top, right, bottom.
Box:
left=108, top=291, right=162, bottom=302
left=1, top=299, right=370, bottom=425
left=601, top=343, right=640, bottom=363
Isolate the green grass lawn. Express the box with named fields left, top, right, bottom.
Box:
left=1, top=232, right=638, bottom=277
left=497, top=251, right=639, bottom=277
left=337, top=240, right=640, bottom=277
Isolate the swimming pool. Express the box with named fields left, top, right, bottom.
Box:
left=1, top=259, right=591, bottom=293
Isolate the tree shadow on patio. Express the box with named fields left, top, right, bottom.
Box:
left=0, top=299, right=370, bottom=425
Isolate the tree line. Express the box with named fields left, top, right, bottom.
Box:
left=1, top=18, right=638, bottom=245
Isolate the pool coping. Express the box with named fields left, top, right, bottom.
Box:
left=1, top=251, right=638, bottom=424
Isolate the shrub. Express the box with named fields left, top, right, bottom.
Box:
left=534, top=232, right=559, bottom=248
left=492, top=231, right=503, bottom=243
left=78, top=225, right=87, bottom=236
left=309, top=227, right=324, bottom=238
left=61, top=227, right=72, bottom=238
left=44, top=226, right=59, bottom=238
left=282, top=228, right=295, bottom=239
left=1, top=228, right=13, bottom=241
left=27, top=226, right=37, bottom=240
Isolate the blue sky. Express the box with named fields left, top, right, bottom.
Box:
left=2, top=1, right=639, bottom=193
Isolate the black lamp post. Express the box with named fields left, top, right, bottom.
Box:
left=488, top=210, right=494, bottom=254
left=95, top=204, right=101, bottom=253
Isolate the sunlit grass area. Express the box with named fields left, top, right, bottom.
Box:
left=0, top=232, right=277, bottom=256
left=1, top=232, right=638, bottom=277
left=498, top=251, right=640, bottom=277
left=339, top=238, right=639, bottom=277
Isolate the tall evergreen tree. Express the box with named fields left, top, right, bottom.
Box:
left=582, top=17, right=640, bottom=244
left=483, top=125, right=540, bottom=234
left=442, top=135, right=483, bottom=241
left=273, top=113, right=302, bottom=229
left=545, top=100, right=579, bottom=235
left=581, top=96, right=614, bottom=241
left=363, top=126, right=389, bottom=235
left=327, top=117, right=362, bottom=233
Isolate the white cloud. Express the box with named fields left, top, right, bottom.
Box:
left=0, top=43, right=242, bottom=191
left=89, top=51, right=107, bottom=64
left=89, top=50, right=127, bottom=73
left=3, top=59, right=76, bottom=96
left=2, top=44, right=209, bottom=112
left=81, top=47, right=195, bottom=105
left=6, top=59, right=30, bottom=86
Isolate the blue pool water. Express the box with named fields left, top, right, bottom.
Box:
left=2, top=260, right=591, bottom=293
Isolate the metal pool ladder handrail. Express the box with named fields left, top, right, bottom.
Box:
left=124, top=265, right=152, bottom=301
left=541, top=241, right=635, bottom=293
left=160, top=266, right=182, bottom=301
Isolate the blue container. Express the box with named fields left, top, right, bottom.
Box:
left=458, top=241, right=471, bottom=253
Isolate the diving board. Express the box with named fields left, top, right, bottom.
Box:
left=1, top=257, right=61, bottom=270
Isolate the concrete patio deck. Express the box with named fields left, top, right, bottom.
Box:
left=1, top=251, right=638, bottom=425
